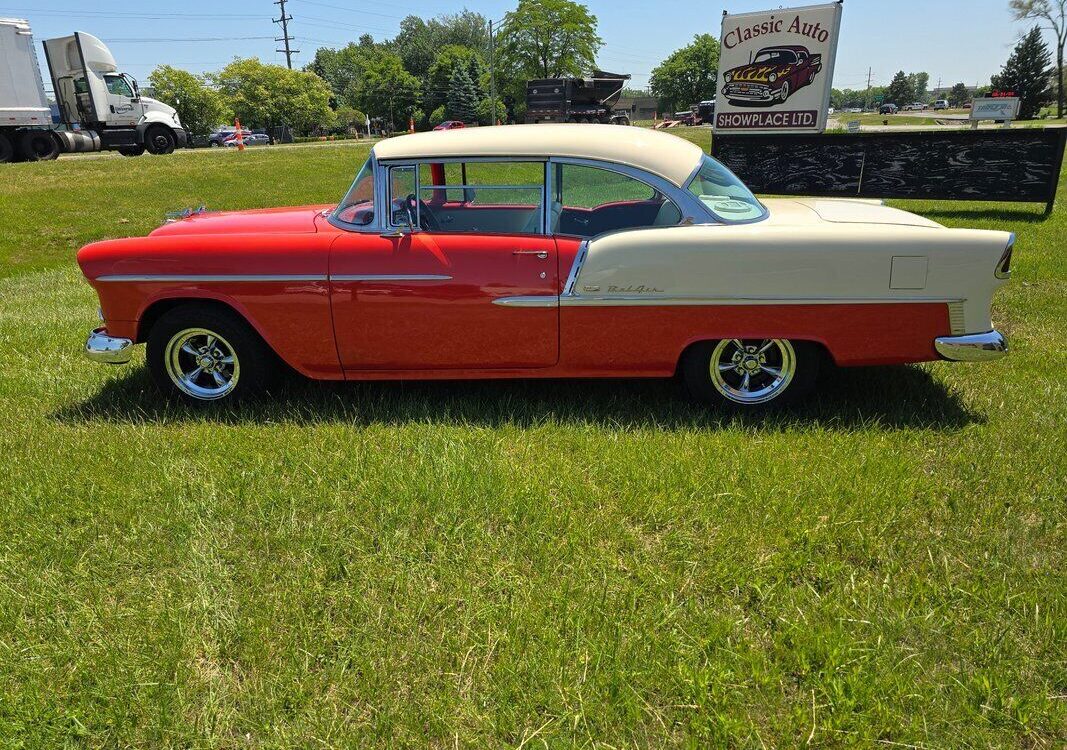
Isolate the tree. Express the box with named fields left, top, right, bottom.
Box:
left=907, top=71, right=930, bottom=103
left=349, top=51, right=421, bottom=129
left=426, top=45, right=485, bottom=111
left=884, top=70, right=913, bottom=107
left=305, top=40, right=378, bottom=107
left=391, top=11, right=490, bottom=80
left=991, top=26, right=1053, bottom=118
left=212, top=58, right=334, bottom=135
left=948, top=82, right=971, bottom=107
left=649, top=34, right=721, bottom=113
left=446, top=66, right=480, bottom=123
left=147, top=65, right=229, bottom=136
left=497, top=0, right=602, bottom=80
left=477, top=95, right=507, bottom=124
left=1010, top=0, right=1067, bottom=117
left=333, top=106, right=367, bottom=134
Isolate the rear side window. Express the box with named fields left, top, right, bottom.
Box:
left=551, top=163, right=682, bottom=238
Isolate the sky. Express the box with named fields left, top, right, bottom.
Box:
left=0, top=0, right=1040, bottom=93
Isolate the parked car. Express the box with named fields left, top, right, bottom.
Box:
left=224, top=133, right=270, bottom=147
left=902, top=102, right=929, bottom=111
left=78, top=124, right=1012, bottom=408
left=722, top=45, right=823, bottom=104
left=879, top=103, right=898, bottom=114
left=208, top=128, right=250, bottom=147
left=932, top=99, right=949, bottom=110
left=433, top=121, right=466, bottom=130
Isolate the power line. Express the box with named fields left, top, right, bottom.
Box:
left=274, top=0, right=298, bottom=69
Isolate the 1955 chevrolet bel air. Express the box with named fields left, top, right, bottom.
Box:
left=79, top=124, right=1012, bottom=407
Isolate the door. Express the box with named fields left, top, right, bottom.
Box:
left=102, top=73, right=139, bottom=126
left=329, top=161, right=559, bottom=371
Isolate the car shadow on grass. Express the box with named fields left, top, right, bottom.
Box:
left=53, top=363, right=984, bottom=432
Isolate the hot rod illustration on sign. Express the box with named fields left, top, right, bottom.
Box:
left=715, top=2, right=843, bottom=133
left=722, top=46, right=823, bottom=105
left=78, top=125, right=1011, bottom=409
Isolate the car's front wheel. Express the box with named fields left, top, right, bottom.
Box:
left=682, top=338, right=820, bottom=409
left=147, top=304, right=273, bottom=404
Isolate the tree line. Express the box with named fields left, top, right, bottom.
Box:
left=147, top=0, right=1066, bottom=138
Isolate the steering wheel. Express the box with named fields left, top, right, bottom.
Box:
left=405, top=193, right=441, bottom=232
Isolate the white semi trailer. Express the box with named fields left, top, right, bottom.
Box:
left=1, top=18, right=186, bottom=162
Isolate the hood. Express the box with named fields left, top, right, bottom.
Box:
left=150, top=205, right=333, bottom=237
left=140, top=95, right=177, bottom=118
left=761, top=198, right=943, bottom=229
left=727, top=62, right=792, bottom=83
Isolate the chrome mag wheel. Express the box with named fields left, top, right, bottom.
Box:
left=164, top=328, right=240, bottom=400
left=710, top=338, right=796, bottom=405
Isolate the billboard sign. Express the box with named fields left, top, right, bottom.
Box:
left=970, top=97, right=1020, bottom=122
left=714, top=2, right=843, bottom=134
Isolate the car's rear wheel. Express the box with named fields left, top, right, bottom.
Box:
left=147, top=305, right=273, bottom=404
left=682, top=338, right=820, bottom=409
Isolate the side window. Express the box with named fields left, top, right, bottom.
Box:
left=387, top=165, right=416, bottom=227
left=416, top=160, right=545, bottom=235
left=104, top=74, right=133, bottom=97
left=552, top=164, right=682, bottom=238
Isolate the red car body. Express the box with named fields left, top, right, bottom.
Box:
left=433, top=121, right=466, bottom=130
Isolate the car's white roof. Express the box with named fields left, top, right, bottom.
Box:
left=372, top=124, right=705, bottom=187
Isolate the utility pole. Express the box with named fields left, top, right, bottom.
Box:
left=274, top=0, right=298, bottom=69
left=864, top=66, right=872, bottom=111
left=489, top=20, right=497, bottom=125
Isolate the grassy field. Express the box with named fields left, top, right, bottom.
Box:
left=0, top=140, right=1064, bottom=747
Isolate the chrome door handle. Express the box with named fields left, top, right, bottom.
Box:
left=513, top=250, right=548, bottom=259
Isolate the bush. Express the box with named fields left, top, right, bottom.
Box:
left=430, top=105, right=447, bottom=126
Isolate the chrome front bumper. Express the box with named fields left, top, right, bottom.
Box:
left=934, top=330, right=1008, bottom=362
left=85, top=327, right=134, bottom=365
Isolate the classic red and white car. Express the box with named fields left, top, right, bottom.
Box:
left=78, top=124, right=1012, bottom=407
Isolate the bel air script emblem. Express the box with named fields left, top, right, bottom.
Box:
left=607, top=284, right=664, bottom=294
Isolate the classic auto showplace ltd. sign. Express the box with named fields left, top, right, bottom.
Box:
left=714, top=1, right=843, bottom=134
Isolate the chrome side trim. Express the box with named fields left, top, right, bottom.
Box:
left=559, top=295, right=964, bottom=307
left=934, top=330, right=1008, bottom=362
left=95, top=274, right=327, bottom=282
left=561, top=241, right=589, bottom=297
left=330, top=274, right=453, bottom=282
left=85, top=327, right=134, bottom=365
left=491, top=295, right=558, bottom=307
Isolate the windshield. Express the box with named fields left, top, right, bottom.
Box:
left=333, top=158, right=375, bottom=226
left=686, top=155, right=766, bottom=223
left=753, top=49, right=797, bottom=65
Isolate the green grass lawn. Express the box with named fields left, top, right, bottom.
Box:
left=0, top=141, right=1064, bottom=747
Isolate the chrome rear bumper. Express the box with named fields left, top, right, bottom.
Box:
left=85, top=327, right=134, bottom=365
left=934, top=330, right=1008, bottom=362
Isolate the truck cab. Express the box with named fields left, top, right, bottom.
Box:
left=42, top=31, right=186, bottom=155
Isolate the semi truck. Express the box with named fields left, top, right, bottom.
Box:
left=1, top=18, right=186, bottom=163
left=525, top=71, right=631, bottom=125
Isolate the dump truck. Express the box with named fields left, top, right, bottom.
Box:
left=1, top=18, right=186, bottom=162
left=525, top=71, right=631, bottom=125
